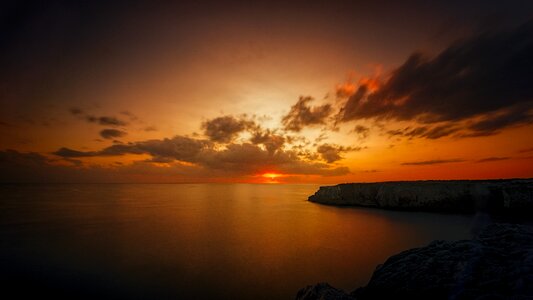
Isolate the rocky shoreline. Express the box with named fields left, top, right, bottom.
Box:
left=308, top=179, right=533, bottom=214
left=296, top=223, right=533, bottom=300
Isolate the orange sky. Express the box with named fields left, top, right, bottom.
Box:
left=1, top=1, right=532, bottom=183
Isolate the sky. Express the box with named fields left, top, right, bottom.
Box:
left=1, top=0, right=532, bottom=183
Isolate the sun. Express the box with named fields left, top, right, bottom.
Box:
left=262, top=173, right=279, bottom=180
left=262, top=173, right=282, bottom=183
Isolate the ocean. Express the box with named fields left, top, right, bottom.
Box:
left=0, top=183, right=477, bottom=299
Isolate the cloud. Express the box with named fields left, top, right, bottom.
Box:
left=387, top=125, right=460, bottom=139
left=100, top=136, right=211, bottom=161
left=339, top=20, right=533, bottom=137
left=475, top=157, right=510, bottom=163
left=100, top=129, right=127, bottom=139
left=144, top=126, right=157, bottom=131
left=120, top=111, right=139, bottom=122
left=0, top=149, right=204, bottom=183
left=352, top=125, right=370, bottom=140
left=316, top=143, right=360, bottom=163
left=466, top=105, right=533, bottom=136
left=0, top=149, right=50, bottom=166
left=53, top=147, right=96, bottom=158
left=423, top=125, right=460, bottom=139
left=201, top=115, right=254, bottom=143
left=69, top=108, right=129, bottom=127
left=250, top=129, right=285, bottom=154
left=87, top=115, right=128, bottom=126
left=336, top=82, right=357, bottom=98
left=51, top=133, right=350, bottom=178
left=282, top=96, right=333, bottom=132
left=401, top=159, right=466, bottom=166
left=518, top=147, right=533, bottom=153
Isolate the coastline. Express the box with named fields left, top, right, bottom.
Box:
left=308, top=179, right=533, bottom=214
left=298, top=179, right=533, bottom=299
left=297, top=223, right=533, bottom=300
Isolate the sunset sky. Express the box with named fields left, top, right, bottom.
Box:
left=1, top=0, right=532, bottom=183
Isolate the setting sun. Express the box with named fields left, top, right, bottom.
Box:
left=261, top=173, right=284, bottom=182
left=262, top=173, right=280, bottom=179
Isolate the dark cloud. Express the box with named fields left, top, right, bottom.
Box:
left=53, top=147, right=95, bottom=158
left=0, top=149, right=204, bottom=183
left=386, top=129, right=404, bottom=137
left=476, top=157, right=510, bottom=163
left=250, top=129, right=285, bottom=154
left=201, top=115, right=254, bottom=143
left=52, top=136, right=213, bottom=163
left=401, top=159, right=466, bottom=166
left=120, top=111, right=139, bottom=121
left=314, top=132, right=328, bottom=143
left=101, top=136, right=211, bottom=161
left=316, top=143, right=360, bottom=163
left=87, top=115, right=128, bottom=126
left=466, top=105, right=533, bottom=136
left=340, top=20, right=533, bottom=137
left=387, top=125, right=460, bottom=139
left=144, top=126, right=157, bottom=132
left=352, top=125, right=370, bottom=140
left=68, top=108, right=129, bottom=127
left=0, top=149, right=50, bottom=166
left=282, top=96, right=332, bottom=132
left=200, top=142, right=350, bottom=176
left=51, top=134, right=350, bottom=177
left=424, top=125, right=460, bottom=139
left=518, top=147, right=533, bottom=153
left=100, top=129, right=127, bottom=139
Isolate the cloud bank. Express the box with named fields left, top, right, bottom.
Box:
left=339, top=20, right=533, bottom=138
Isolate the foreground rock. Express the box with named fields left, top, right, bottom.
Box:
left=309, top=179, right=533, bottom=213
left=296, top=283, right=354, bottom=300
left=296, top=223, right=533, bottom=300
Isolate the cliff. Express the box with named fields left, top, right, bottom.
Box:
left=296, top=223, right=533, bottom=300
left=308, top=179, right=533, bottom=213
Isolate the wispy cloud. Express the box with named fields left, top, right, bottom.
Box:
left=316, top=143, right=361, bottom=163
left=282, top=96, right=332, bottom=132
left=475, top=157, right=510, bottom=163
left=518, top=147, right=533, bottom=154
left=401, top=159, right=466, bottom=166
left=100, top=129, right=127, bottom=139
left=69, top=108, right=129, bottom=127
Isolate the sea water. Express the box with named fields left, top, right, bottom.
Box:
left=0, top=183, right=476, bottom=299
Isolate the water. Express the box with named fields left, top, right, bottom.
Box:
left=0, top=184, right=477, bottom=299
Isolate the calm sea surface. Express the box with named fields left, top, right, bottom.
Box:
left=0, top=184, right=477, bottom=299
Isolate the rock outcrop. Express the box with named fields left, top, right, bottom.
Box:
left=296, top=223, right=533, bottom=300
left=308, top=179, right=533, bottom=213
left=296, top=283, right=354, bottom=300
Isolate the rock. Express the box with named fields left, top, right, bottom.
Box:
left=296, top=223, right=533, bottom=300
left=308, top=179, right=533, bottom=214
left=296, top=283, right=353, bottom=300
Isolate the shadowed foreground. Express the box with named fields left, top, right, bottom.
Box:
left=297, top=223, right=533, bottom=300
